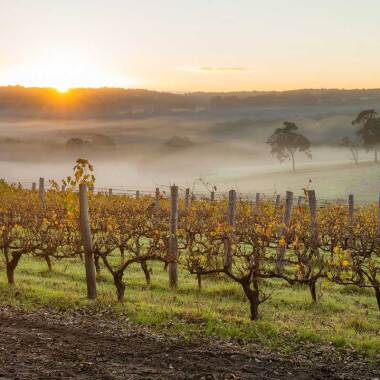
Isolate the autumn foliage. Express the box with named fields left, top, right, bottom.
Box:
left=0, top=170, right=379, bottom=320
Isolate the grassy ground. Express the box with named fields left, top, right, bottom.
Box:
left=0, top=256, right=379, bottom=358
left=234, top=161, right=380, bottom=201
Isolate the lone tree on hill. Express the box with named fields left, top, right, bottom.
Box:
left=267, top=122, right=311, bottom=171
left=352, top=110, right=380, bottom=162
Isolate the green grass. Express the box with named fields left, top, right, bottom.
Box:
left=0, top=255, right=379, bottom=358
left=237, top=161, right=380, bottom=201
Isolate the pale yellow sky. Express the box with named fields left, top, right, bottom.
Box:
left=1, top=0, right=380, bottom=92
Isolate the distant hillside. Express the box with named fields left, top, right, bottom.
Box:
left=0, top=86, right=380, bottom=120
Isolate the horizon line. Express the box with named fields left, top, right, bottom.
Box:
left=1, top=84, right=380, bottom=95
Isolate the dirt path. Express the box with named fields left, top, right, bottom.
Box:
left=0, top=307, right=378, bottom=379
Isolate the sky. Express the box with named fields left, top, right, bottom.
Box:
left=1, top=0, right=380, bottom=92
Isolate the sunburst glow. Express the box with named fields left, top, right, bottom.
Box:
left=55, top=85, right=70, bottom=93
left=1, top=49, right=137, bottom=90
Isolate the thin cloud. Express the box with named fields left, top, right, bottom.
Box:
left=178, top=66, right=251, bottom=73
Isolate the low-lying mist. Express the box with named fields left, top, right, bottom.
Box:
left=1, top=109, right=378, bottom=200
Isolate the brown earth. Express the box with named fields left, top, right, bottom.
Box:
left=0, top=306, right=379, bottom=380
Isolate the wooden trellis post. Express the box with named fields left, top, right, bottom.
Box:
left=38, top=178, right=45, bottom=210
left=108, top=188, right=113, bottom=197
left=348, top=194, right=354, bottom=247
left=255, top=192, right=260, bottom=214
left=136, top=190, right=140, bottom=199
left=275, top=194, right=281, bottom=208
left=277, top=191, right=293, bottom=271
left=255, top=192, right=260, bottom=204
left=308, top=190, right=318, bottom=250
left=307, top=189, right=319, bottom=302
left=169, top=185, right=179, bottom=289
left=155, top=187, right=160, bottom=210
left=210, top=191, right=215, bottom=202
left=185, top=188, right=190, bottom=212
left=348, top=194, right=354, bottom=225
left=79, top=183, right=97, bottom=299
left=224, top=189, right=236, bottom=271
left=32, top=182, right=36, bottom=191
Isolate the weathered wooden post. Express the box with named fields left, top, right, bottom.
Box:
left=348, top=194, right=354, bottom=225
left=348, top=194, right=354, bottom=247
left=79, top=183, right=97, bottom=299
left=210, top=191, right=215, bottom=202
left=307, top=189, right=319, bottom=302
left=224, top=189, right=236, bottom=271
left=108, top=188, right=113, bottom=197
left=284, top=191, right=293, bottom=225
left=255, top=192, right=260, bottom=205
left=308, top=190, right=318, bottom=248
left=155, top=187, right=160, bottom=210
left=275, top=194, right=281, bottom=208
left=38, top=178, right=45, bottom=209
left=136, top=190, right=140, bottom=199
left=169, top=185, right=179, bottom=289
left=185, top=188, right=190, bottom=212
left=37, top=177, right=49, bottom=268
left=277, top=191, right=293, bottom=271
left=32, top=182, right=37, bottom=191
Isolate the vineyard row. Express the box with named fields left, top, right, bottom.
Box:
left=0, top=176, right=379, bottom=320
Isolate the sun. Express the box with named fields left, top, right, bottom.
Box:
left=1, top=48, right=138, bottom=90
left=55, top=85, right=70, bottom=93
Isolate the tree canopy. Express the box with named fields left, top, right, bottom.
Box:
left=267, top=122, right=311, bottom=171
left=352, top=110, right=380, bottom=162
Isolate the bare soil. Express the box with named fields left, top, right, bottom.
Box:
left=0, top=306, right=378, bottom=379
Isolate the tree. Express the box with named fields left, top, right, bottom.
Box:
left=267, top=122, right=311, bottom=171
left=93, top=196, right=168, bottom=302
left=340, top=136, right=360, bottom=164
left=184, top=197, right=281, bottom=320
left=270, top=200, right=325, bottom=303
left=352, top=110, right=380, bottom=162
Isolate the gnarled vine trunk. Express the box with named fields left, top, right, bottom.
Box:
left=6, top=254, right=22, bottom=286
left=141, top=261, right=151, bottom=285
left=113, top=271, right=126, bottom=303
left=94, top=254, right=101, bottom=275
left=197, top=273, right=202, bottom=291
left=44, top=254, right=53, bottom=272
left=308, top=279, right=317, bottom=303
left=242, top=281, right=260, bottom=321
left=374, top=286, right=380, bottom=312
left=120, top=247, right=125, bottom=264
